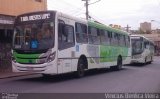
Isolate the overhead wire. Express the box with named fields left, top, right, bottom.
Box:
left=48, top=0, right=106, bottom=22
left=48, top=0, right=86, bottom=17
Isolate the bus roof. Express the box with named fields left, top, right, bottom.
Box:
left=88, top=21, right=130, bottom=35
left=131, top=35, right=154, bottom=44
left=15, top=10, right=130, bottom=36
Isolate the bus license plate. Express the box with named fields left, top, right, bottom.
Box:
left=26, top=67, right=34, bottom=71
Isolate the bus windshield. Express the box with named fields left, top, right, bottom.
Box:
left=131, top=37, right=143, bottom=55
left=13, top=21, right=54, bottom=52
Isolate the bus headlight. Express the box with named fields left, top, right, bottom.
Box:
left=47, top=52, right=56, bottom=63
left=11, top=52, right=16, bottom=62
left=12, top=56, right=16, bottom=62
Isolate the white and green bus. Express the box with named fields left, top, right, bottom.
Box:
left=131, top=35, right=154, bottom=64
left=12, top=11, right=131, bottom=77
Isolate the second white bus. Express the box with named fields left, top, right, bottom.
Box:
left=131, top=35, right=154, bottom=64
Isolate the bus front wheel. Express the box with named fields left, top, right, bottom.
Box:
left=76, top=59, right=85, bottom=78
left=148, top=56, right=153, bottom=64
left=42, top=74, right=52, bottom=78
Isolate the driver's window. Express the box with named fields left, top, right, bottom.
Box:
left=58, top=20, right=74, bottom=50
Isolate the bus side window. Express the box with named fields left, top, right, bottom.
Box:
left=100, top=30, right=110, bottom=45
left=113, top=33, right=118, bottom=46
left=64, top=25, right=74, bottom=43
left=123, top=35, right=126, bottom=47
left=108, top=31, right=112, bottom=45
left=119, top=34, right=125, bottom=47
left=96, top=28, right=101, bottom=44
left=88, top=26, right=100, bottom=45
left=75, top=22, right=87, bottom=43
left=145, top=41, right=149, bottom=49
left=58, top=21, right=74, bottom=50
left=128, top=36, right=130, bottom=46
left=125, top=35, right=129, bottom=47
left=58, top=23, right=64, bottom=49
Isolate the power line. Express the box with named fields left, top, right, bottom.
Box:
left=89, top=0, right=101, bottom=5
left=88, top=13, right=108, bottom=27
left=48, top=0, right=85, bottom=16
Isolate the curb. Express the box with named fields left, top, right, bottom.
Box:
left=0, top=72, right=35, bottom=79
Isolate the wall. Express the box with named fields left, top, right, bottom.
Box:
left=0, top=0, right=47, bottom=16
left=0, top=0, right=47, bottom=71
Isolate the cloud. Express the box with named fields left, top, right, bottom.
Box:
left=47, top=0, right=160, bottom=29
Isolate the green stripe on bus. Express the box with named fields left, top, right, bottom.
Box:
left=13, top=51, right=40, bottom=58
left=100, top=45, right=128, bottom=62
left=13, top=51, right=40, bottom=63
left=88, top=21, right=128, bottom=35
left=15, top=58, right=37, bottom=64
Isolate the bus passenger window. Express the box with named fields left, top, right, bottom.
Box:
left=58, top=23, right=74, bottom=50
left=75, top=23, right=87, bottom=43
left=88, top=26, right=100, bottom=45
left=64, top=25, right=74, bottom=43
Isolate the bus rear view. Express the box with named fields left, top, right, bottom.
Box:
left=12, top=11, right=57, bottom=74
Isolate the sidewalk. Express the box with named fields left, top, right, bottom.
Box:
left=0, top=56, right=159, bottom=79
left=0, top=61, right=37, bottom=79
left=0, top=71, right=34, bottom=79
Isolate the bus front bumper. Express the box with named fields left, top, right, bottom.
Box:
left=131, top=57, right=145, bottom=64
left=12, top=61, right=57, bottom=74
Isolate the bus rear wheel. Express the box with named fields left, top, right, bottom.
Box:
left=112, top=57, right=122, bottom=71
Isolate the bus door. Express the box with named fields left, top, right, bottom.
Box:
left=57, top=19, right=75, bottom=73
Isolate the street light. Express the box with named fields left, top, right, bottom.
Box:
left=151, top=20, right=160, bottom=56
left=151, top=20, right=160, bottom=23
left=151, top=20, right=160, bottom=28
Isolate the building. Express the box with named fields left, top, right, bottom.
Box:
left=134, top=33, right=160, bottom=55
left=130, top=21, right=160, bottom=55
left=140, top=22, right=151, bottom=33
left=0, top=0, right=47, bottom=69
left=0, top=0, right=47, bottom=43
left=0, top=0, right=47, bottom=16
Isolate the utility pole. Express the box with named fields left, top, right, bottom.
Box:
left=125, top=24, right=131, bottom=32
left=82, top=0, right=89, bottom=20
left=86, top=0, right=89, bottom=20
left=82, top=0, right=101, bottom=20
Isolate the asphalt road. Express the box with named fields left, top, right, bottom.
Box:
left=0, top=57, right=160, bottom=93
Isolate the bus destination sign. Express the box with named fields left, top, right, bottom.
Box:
left=20, top=13, right=50, bottom=22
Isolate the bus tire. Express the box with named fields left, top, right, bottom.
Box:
left=144, top=57, right=147, bottom=64
left=42, top=74, right=52, bottom=78
left=76, top=59, right=85, bottom=78
left=114, top=56, right=122, bottom=71
left=148, top=56, right=152, bottom=64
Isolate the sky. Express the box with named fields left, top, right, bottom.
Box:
left=47, top=0, right=160, bottom=30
